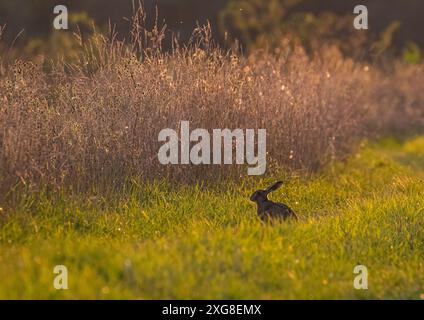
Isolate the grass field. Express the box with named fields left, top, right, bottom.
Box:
left=0, top=135, right=423, bottom=299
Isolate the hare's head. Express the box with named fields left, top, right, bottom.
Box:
left=250, top=181, right=283, bottom=203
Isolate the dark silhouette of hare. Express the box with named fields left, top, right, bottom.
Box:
left=250, top=181, right=298, bottom=222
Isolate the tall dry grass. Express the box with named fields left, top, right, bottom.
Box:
left=0, top=9, right=423, bottom=192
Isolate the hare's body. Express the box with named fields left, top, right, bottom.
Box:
left=257, top=200, right=297, bottom=222
left=250, top=181, right=297, bottom=222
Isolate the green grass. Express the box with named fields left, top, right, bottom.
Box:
left=1, top=136, right=424, bottom=299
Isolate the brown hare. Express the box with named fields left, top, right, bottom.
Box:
left=250, top=181, right=298, bottom=222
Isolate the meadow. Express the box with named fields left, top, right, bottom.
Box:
left=0, top=10, right=424, bottom=299
left=0, top=136, right=424, bottom=299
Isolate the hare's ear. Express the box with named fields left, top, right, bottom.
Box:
left=266, top=181, right=283, bottom=193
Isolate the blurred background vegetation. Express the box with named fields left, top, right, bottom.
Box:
left=0, top=0, right=423, bottom=63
